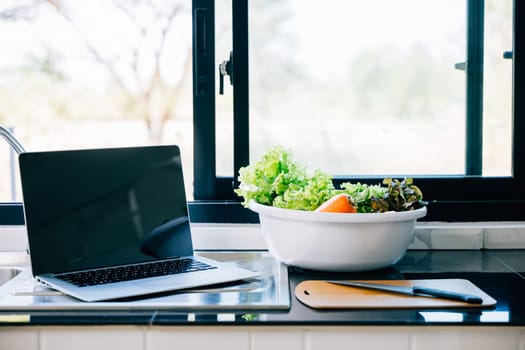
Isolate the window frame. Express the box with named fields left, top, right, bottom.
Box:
left=1, top=0, right=524, bottom=225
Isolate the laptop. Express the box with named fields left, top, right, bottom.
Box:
left=18, top=145, right=259, bottom=302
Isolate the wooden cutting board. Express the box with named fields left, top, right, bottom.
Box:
left=295, top=279, right=497, bottom=309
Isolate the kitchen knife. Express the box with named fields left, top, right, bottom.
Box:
left=327, top=280, right=483, bottom=304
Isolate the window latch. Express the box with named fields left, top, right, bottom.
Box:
left=454, top=61, right=466, bottom=71
left=503, top=51, right=513, bottom=59
left=219, top=51, right=233, bottom=95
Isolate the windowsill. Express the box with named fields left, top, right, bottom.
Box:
left=190, top=221, right=525, bottom=250
left=1, top=221, right=524, bottom=252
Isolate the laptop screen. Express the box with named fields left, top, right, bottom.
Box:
left=19, top=145, right=193, bottom=275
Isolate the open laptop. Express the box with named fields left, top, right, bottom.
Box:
left=18, top=145, right=259, bottom=302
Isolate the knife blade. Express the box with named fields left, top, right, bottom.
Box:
left=327, top=280, right=483, bottom=304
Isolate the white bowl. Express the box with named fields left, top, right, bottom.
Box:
left=249, top=200, right=427, bottom=272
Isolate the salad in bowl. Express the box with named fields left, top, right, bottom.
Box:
left=235, top=146, right=427, bottom=272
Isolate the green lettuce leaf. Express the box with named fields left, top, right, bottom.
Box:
left=235, top=146, right=426, bottom=212
left=235, top=146, right=334, bottom=211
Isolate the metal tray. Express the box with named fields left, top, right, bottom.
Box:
left=0, top=251, right=290, bottom=311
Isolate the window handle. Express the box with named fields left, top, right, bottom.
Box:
left=219, top=51, right=233, bottom=95
left=503, top=51, right=513, bottom=59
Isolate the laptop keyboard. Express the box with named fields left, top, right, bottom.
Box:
left=55, top=258, right=217, bottom=287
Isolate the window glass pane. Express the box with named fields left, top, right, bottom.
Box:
left=248, top=0, right=470, bottom=176
left=483, top=0, right=513, bottom=176
left=0, top=0, right=193, bottom=201
left=216, top=0, right=234, bottom=176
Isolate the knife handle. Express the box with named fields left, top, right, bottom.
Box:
left=412, top=286, right=483, bottom=304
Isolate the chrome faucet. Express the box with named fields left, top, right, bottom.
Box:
left=0, top=125, right=25, bottom=154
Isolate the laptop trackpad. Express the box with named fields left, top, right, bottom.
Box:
left=133, top=275, right=199, bottom=292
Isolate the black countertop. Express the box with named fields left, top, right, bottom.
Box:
left=1, top=250, right=524, bottom=327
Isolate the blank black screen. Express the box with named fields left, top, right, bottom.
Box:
left=19, top=145, right=193, bottom=275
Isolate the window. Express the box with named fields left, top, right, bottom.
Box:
left=192, top=0, right=524, bottom=222
left=1, top=0, right=524, bottom=224
left=0, top=0, right=193, bottom=224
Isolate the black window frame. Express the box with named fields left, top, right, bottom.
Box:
left=1, top=0, right=524, bottom=225
left=189, top=0, right=525, bottom=223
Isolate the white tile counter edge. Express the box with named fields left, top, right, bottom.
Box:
left=1, top=226, right=523, bottom=350
left=1, top=325, right=525, bottom=350
left=1, top=221, right=524, bottom=252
